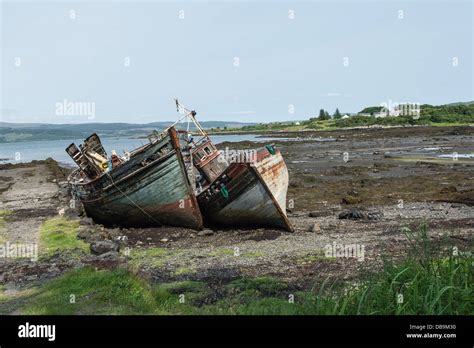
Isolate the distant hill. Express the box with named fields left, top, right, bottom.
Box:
left=444, top=101, right=474, bottom=106
left=335, top=101, right=474, bottom=128
left=0, top=121, right=255, bottom=143
left=357, top=101, right=474, bottom=116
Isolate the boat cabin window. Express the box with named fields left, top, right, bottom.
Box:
left=204, top=147, right=212, bottom=155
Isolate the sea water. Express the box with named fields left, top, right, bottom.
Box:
left=0, top=134, right=284, bottom=165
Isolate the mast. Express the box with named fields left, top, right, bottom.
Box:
left=171, top=99, right=208, bottom=137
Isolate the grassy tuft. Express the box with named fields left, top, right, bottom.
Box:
left=20, top=267, right=157, bottom=315
left=128, top=247, right=171, bottom=269
left=0, top=224, right=470, bottom=315
left=39, top=217, right=87, bottom=256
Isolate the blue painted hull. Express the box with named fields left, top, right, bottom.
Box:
left=69, top=128, right=203, bottom=229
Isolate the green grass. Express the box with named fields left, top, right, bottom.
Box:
left=226, top=277, right=288, bottom=299
left=209, top=254, right=472, bottom=315
left=2, top=268, right=208, bottom=315
left=158, top=280, right=205, bottom=293
left=1, top=224, right=471, bottom=315
left=39, top=217, right=87, bottom=257
left=332, top=113, right=474, bottom=129
left=18, top=267, right=157, bottom=315
left=128, top=247, right=172, bottom=269
left=3, top=251, right=471, bottom=315
left=217, top=103, right=474, bottom=134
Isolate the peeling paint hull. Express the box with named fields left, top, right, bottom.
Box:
left=197, top=146, right=293, bottom=231
left=68, top=128, right=203, bottom=229
left=254, top=147, right=289, bottom=213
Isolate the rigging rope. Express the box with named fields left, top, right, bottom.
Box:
left=106, top=172, right=162, bottom=226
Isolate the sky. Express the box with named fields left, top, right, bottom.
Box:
left=1, top=0, right=473, bottom=124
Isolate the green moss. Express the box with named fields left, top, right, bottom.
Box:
left=128, top=247, right=171, bottom=269
left=39, top=217, right=87, bottom=256
left=174, top=267, right=195, bottom=276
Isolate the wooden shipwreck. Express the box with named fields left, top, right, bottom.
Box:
left=66, top=127, right=203, bottom=229
left=66, top=100, right=293, bottom=232
left=196, top=145, right=293, bottom=231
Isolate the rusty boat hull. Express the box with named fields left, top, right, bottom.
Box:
left=68, top=128, right=203, bottom=229
left=254, top=146, right=289, bottom=213
left=197, top=146, right=293, bottom=231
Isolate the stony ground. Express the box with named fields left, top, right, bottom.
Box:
left=0, top=160, right=68, bottom=245
left=0, top=126, right=472, bottom=303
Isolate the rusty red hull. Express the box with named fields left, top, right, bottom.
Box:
left=197, top=145, right=293, bottom=231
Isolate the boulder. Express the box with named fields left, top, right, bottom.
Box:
left=309, top=223, right=321, bottom=233
left=440, top=186, right=457, bottom=194
left=79, top=217, right=94, bottom=226
left=339, top=210, right=365, bottom=220
left=63, top=208, right=79, bottom=219
left=77, top=228, right=91, bottom=241
left=90, top=240, right=119, bottom=255
left=366, top=211, right=383, bottom=220
left=98, top=251, right=123, bottom=262
left=198, top=229, right=214, bottom=237
left=340, top=195, right=362, bottom=205
left=105, top=228, right=122, bottom=240
left=338, top=209, right=383, bottom=221
left=77, top=227, right=102, bottom=243
left=92, top=251, right=127, bottom=268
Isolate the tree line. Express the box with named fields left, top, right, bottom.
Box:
left=309, top=108, right=342, bottom=121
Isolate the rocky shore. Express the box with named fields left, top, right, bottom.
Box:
left=0, top=126, right=472, bottom=311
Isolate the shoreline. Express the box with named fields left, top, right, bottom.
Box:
left=0, top=124, right=473, bottom=313
left=1, top=123, right=472, bottom=145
